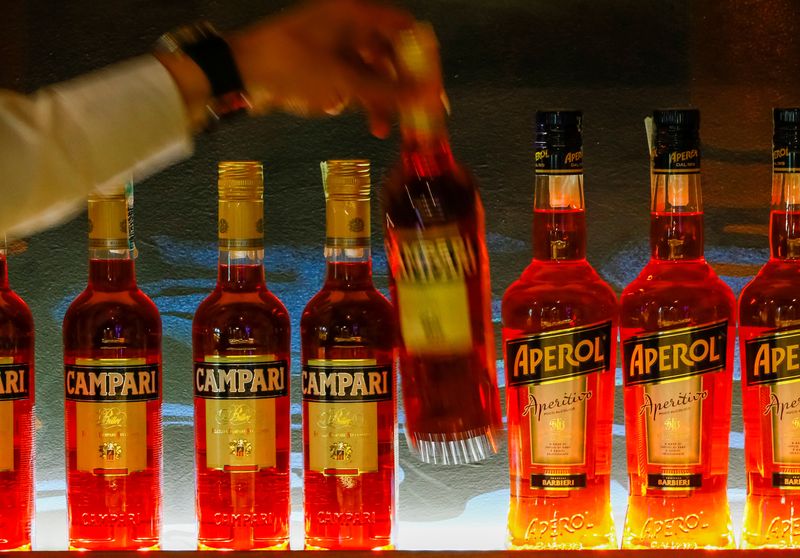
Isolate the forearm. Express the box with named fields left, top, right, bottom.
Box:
left=0, top=55, right=193, bottom=237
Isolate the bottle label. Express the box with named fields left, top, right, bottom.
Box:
left=392, top=225, right=476, bottom=355
left=0, top=362, right=30, bottom=472
left=623, top=321, right=727, bottom=489
left=218, top=199, right=264, bottom=249
left=506, top=322, right=611, bottom=488
left=774, top=147, right=800, bottom=172
left=652, top=146, right=701, bottom=174
left=534, top=147, right=583, bottom=174
left=194, top=357, right=288, bottom=471
left=65, top=359, right=159, bottom=475
left=302, top=360, right=392, bottom=475
left=744, top=329, right=800, bottom=479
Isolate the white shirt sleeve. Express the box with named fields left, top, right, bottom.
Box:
left=0, top=55, right=194, bottom=238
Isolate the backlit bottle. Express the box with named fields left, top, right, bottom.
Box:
left=502, top=110, right=616, bottom=549
left=620, top=109, right=736, bottom=549
left=63, top=185, right=162, bottom=550
left=192, top=162, right=291, bottom=550
left=301, top=160, right=396, bottom=549
left=0, top=238, right=34, bottom=551
left=739, top=108, right=800, bottom=548
left=382, top=23, right=502, bottom=464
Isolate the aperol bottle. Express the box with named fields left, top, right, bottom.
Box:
left=0, top=239, right=34, bottom=551
left=502, top=110, right=616, bottom=549
left=301, top=160, right=396, bottom=549
left=740, top=108, right=800, bottom=548
left=620, top=109, right=736, bottom=549
left=193, top=162, right=291, bottom=550
left=63, top=185, right=162, bottom=550
left=382, top=23, right=502, bottom=464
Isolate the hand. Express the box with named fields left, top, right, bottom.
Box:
left=159, top=0, right=442, bottom=138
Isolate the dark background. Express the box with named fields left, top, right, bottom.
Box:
left=1, top=0, right=798, bottom=549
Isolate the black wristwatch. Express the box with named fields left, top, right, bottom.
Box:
left=157, top=22, right=250, bottom=123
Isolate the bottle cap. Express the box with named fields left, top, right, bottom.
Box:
left=653, top=108, right=700, bottom=133
left=218, top=161, right=263, bottom=200
left=773, top=108, right=800, bottom=172
left=323, top=160, right=371, bottom=200
left=534, top=110, right=583, bottom=173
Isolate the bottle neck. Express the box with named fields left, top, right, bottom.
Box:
left=217, top=197, right=266, bottom=290
left=532, top=173, right=586, bottom=261
left=770, top=170, right=800, bottom=260
left=324, top=195, right=373, bottom=288
left=649, top=172, right=704, bottom=261
left=87, top=194, right=137, bottom=290
left=400, top=106, right=456, bottom=177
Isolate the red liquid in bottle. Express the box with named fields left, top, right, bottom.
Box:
left=383, top=136, right=502, bottom=464
left=63, top=257, right=162, bottom=550
left=621, top=210, right=736, bottom=549
left=0, top=254, right=34, bottom=551
left=503, top=116, right=616, bottom=548
left=193, top=263, right=291, bottom=550
left=740, top=172, right=800, bottom=549
left=301, top=262, right=396, bottom=549
left=193, top=162, right=290, bottom=550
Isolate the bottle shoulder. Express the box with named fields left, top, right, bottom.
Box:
left=63, top=286, right=160, bottom=326
left=301, top=286, right=394, bottom=330
left=739, top=260, right=800, bottom=328
left=193, top=286, right=289, bottom=329
left=0, top=288, right=33, bottom=329
left=502, top=261, right=618, bottom=332
left=620, top=260, right=735, bottom=328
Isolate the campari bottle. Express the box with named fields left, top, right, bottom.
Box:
left=382, top=23, right=502, bottom=464
left=63, top=185, right=162, bottom=550
left=740, top=108, right=800, bottom=548
left=502, top=110, right=616, bottom=550
left=620, top=109, right=736, bottom=549
left=192, top=162, right=291, bottom=550
left=301, top=160, right=396, bottom=549
left=0, top=237, right=34, bottom=551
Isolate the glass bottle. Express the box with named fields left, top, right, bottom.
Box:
left=0, top=238, right=34, bottom=551
left=502, top=110, right=616, bottom=549
left=620, top=109, right=736, bottom=549
left=301, top=160, right=396, bottom=549
left=382, top=23, right=502, bottom=464
left=63, top=185, right=162, bottom=550
left=740, top=108, right=800, bottom=548
left=193, top=162, right=291, bottom=550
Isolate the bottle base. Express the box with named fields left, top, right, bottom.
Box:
left=741, top=493, right=800, bottom=548
left=69, top=541, right=160, bottom=551
left=198, top=539, right=289, bottom=551
left=304, top=541, right=393, bottom=551
left=0, top=543, right=31, bottom=552
left=409, top=427, right=498, bottom=464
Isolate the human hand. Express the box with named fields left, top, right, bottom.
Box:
left=228, top=0, right=441, bottom=138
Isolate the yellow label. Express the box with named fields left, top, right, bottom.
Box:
left=528, top=376, right=588, bottom=466
left=326, top=199, right=370, bottom=246
left=306, top=359, right=380, bottom=475
left=72, top=357, right=152, bottom=475
left=218, top=200, right=263, bottom=248
left=396, top=280, right=471, bottom=355
left=76, top=401, right=147, bottom=474
left=197, top=355, right=284, bottom=471
left=770, top=380, right=800, bottom=465
left=643, top=376, right=704, bottom=466
left=205, top=398, right=276, bottom=471
left=0, top=356, right=14, bottom=472
left=0, top=401, right=11, bottom=472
